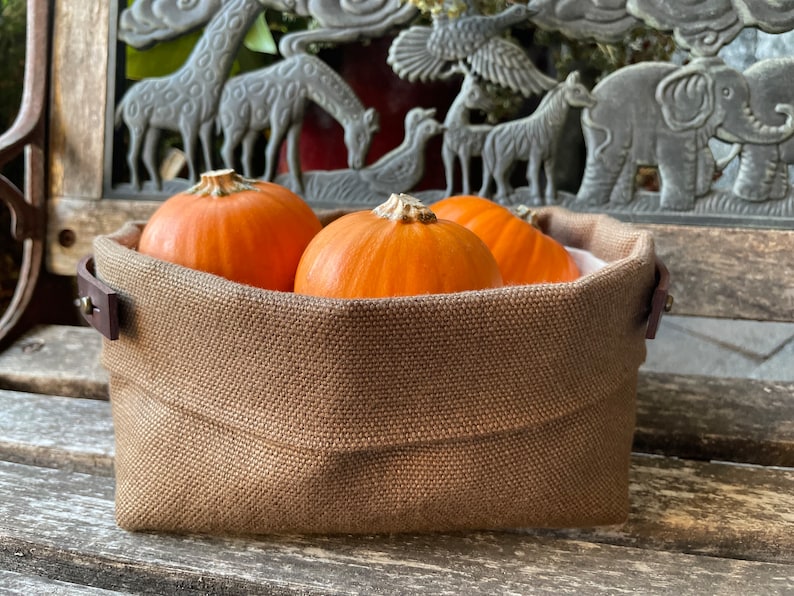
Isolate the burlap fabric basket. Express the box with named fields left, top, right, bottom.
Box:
left=93, top=207, right=658, bottom=536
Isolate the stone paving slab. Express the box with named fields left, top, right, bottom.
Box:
left=661, top=316, right=794, bottom=359
left=643, top=321, right=763, bottom=379
left=642, top=315, right=794, bottom=381
left=749, top=338, right=794, bottom=382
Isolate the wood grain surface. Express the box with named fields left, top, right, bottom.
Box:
left=0, top=325, right=108, bottom=399
left=0, top=389, right=113, bottom=475
left=48, top=2, right=110, bottom=202
left=636, top=372, right=794, bottom=466
left=0, top=460, right=792, bottom=594
left=642, top=223, right=794, bottom=322
left=0, top=570, right=123, bottom=595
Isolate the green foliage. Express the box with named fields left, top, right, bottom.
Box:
left=126, top=30, right=206, bottom=80
left=244, top=12, right=277, bottom=54
left=534, top=27, right=677, bottom=81
left=0, top=0, right=26, bottom=313
left=406, top=0, right=509, bottom=17
left=0, top=0, right=26, bottom=130
left=124, top=9, right=310, bottom=81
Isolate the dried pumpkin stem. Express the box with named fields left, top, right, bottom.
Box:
left=512, top=204, right=540, bottom=229
left=187, top=169, right=259, bottom=197
left=373, top=193, right=438, bottom=224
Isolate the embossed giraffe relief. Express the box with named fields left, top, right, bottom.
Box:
left=107, top=0, right=794, bottom=227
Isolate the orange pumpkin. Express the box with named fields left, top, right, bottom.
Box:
left=294, top=193, right=503, bottom=298
left=138, top=169, right=322, bottom=290
left=432, top=195, right=580, bottom=284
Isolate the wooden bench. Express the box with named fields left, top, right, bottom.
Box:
left=1, top=326, right=792, bottom=592
left=1, top=0, right=792, bottom=592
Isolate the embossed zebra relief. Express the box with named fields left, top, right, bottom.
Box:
left=480, top=72, right=595, bottom=203
left=106, top=0, right=794, bottom=226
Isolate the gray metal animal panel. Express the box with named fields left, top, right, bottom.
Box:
left=104, top=0, right=794, bottom=229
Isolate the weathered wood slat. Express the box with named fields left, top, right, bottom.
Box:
left=4, top=326, right=792, bottom=467
left=47, top=201, right=794, bottom=325
left=0, top=325, right=107, bottom=399
left=0, top=570, right=123, bottom=595
left=47, top=198, right=158, bottom=275
left=0, top=389, right=113, bottom=475
left=635, top=372, right=794, bottom=467
left=549, top=456, right=794, bottom=564
left=0, top=460, right=792, bottom=595
left=49, top=1, right=110, bottom=202
left=0, top=390, right=792, bottom=564
left=642, top=223, right=794, bottom=322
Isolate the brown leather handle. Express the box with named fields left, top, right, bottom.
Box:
left=646, top=258, right=672, bottom=340
left=76, top=255, right=119, bottom=340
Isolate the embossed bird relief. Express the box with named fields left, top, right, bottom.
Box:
left=388, top=0, right=556, bottom=97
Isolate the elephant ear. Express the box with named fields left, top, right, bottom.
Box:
left=656, top=62, right=715, bottom=132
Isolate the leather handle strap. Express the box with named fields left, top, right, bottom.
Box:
left=76, top=256, right=119, bottom=340
left=646, top=258, right=673, bottom=340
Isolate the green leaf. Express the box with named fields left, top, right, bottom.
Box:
left=122, top=5, right=277, bottom=80
left=125, top=30, right=205, bottom=80
left=243, top=12, right=277, bottom=55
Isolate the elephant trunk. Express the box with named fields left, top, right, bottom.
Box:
left=718, top=102, right=794, bottom=145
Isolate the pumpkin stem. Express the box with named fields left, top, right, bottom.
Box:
left=187, top=169, right=259, bottom=197
left=513, top=205, right=540, bottom=229
left=373, top=193, right=437, bottom=224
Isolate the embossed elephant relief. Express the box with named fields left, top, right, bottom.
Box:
left=576, top=57, right=794, bottom=211
left=730, top=57, right=794, bottom=202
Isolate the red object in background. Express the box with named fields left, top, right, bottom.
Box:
left=278, top=37, right=458, bottom=190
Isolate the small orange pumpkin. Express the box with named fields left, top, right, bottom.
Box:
left=432, top=195, right=580, bottom=284
left=293, top=193, right=503, bottom=298
left=138, top=169, right=322, bottom=290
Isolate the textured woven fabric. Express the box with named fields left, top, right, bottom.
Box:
left=94, top=207, right=657, bottom=535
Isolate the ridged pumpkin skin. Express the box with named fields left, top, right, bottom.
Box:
left=294, top=194, right=503, bottom=298
left=138, top=169, right=322, bottom=290
left=432, top=195, right=580, bottom=284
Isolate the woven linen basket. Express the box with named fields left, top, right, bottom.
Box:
left=91, top=206, right=659, bottom=536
